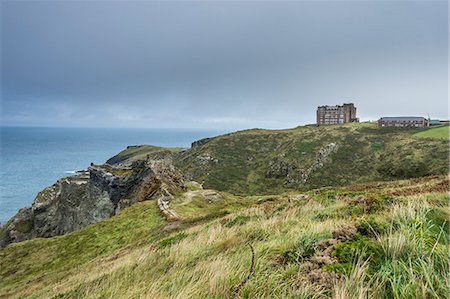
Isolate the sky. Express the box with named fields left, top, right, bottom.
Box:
left=1, top=0, right=448, bottom=129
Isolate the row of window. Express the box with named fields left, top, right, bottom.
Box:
left=380, top=123, right=424, bottom=127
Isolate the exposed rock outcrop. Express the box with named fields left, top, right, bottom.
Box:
left=266, top=153, right=296, bottom=178
left=157, top=189, right=180, bottom=221
left=0, top=159, right=185, bottom=248
left=293, top=142, right=339, bottom=185
left=140, top=160, right=186, bottom=221
left=266, top=143, right=339, bottom=186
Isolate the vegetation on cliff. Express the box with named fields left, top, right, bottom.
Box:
left=109, top=123, right=449, bottom=194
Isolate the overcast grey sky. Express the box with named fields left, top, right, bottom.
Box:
left=1, top=0, right=448, bottom=129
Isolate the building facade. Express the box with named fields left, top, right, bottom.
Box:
left=316, top=103, right=358, bottom=125
left=378, top=117, right=429, bottom=127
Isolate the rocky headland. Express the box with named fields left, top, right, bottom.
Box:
left=0, top=159, right=184, bottom=247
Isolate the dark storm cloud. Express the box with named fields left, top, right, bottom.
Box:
left=1, top=1, right=448, bottom=128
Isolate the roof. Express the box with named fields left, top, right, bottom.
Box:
left=379, top=116, right=427, bottom=121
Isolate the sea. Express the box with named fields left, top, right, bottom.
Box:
left=0, top=126, right=228, bottom=224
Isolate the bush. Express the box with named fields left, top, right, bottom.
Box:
left=331, top=234, right=383, bottom=274
left=357, top=217, right=388, bottom=237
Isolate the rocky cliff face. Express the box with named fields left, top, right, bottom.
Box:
left=0, top=159, right=185, bottom=248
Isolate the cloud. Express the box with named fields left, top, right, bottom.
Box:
left=1, top=0, right=448, bottom=128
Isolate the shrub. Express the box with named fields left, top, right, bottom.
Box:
left=357, top=217, right=388, bottom=237
left=331, top=234, right=383, bottom=274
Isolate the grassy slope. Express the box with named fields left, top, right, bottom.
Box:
left=106, top=123, right=449, bottom=195
left=0, top=201, right=165, bottom=297
left=414, top=125, right=450, bottom=139
left=106, top=145, right=182, bottom=165
left=174, top=123, right=449, bottom=194
left=0, top=175, right=448, bottom=298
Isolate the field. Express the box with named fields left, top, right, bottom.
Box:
left=1, top=175, right=448, bottom=298
left=414, top=125, right=450, bottom=140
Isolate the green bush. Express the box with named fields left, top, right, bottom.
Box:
left=331, top=234, right=383, bottom=274
left=357, top=217, right=388, bottom=237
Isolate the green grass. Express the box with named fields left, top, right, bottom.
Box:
left=106, top=145, right=183, bottom=165
left=414, top=125, right=450, bottom=139
left=171, top=190, right=256, bottom=220
left=0, top=201, right=165, bottom=298
left=0, top=175, right=448, bottom=298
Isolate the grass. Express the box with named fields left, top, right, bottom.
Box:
left=170, top=190, right=255, bottom=220
left=106, top=145, right=183, bottom=165
left=0, top=201, right=165, bottom=298
left=0, top=175, right=448, bottom=298
left=414, top=125, right=450, bottom=139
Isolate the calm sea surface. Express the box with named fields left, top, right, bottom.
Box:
left=0, top=127, right=227, bottom=224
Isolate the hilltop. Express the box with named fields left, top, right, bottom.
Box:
left=110, top=123, right=449, bottom=194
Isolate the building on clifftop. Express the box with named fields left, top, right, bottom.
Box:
left=378, top=116, right=429, bottom=127
left=316, top=103, right=358, bottom=125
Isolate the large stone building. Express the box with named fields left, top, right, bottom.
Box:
left=316, top=103, right=358, bottom=125
left=378, top=117, right=429, bottom=128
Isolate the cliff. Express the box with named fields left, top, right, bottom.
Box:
left=0, top=159, right=184, bottom=248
